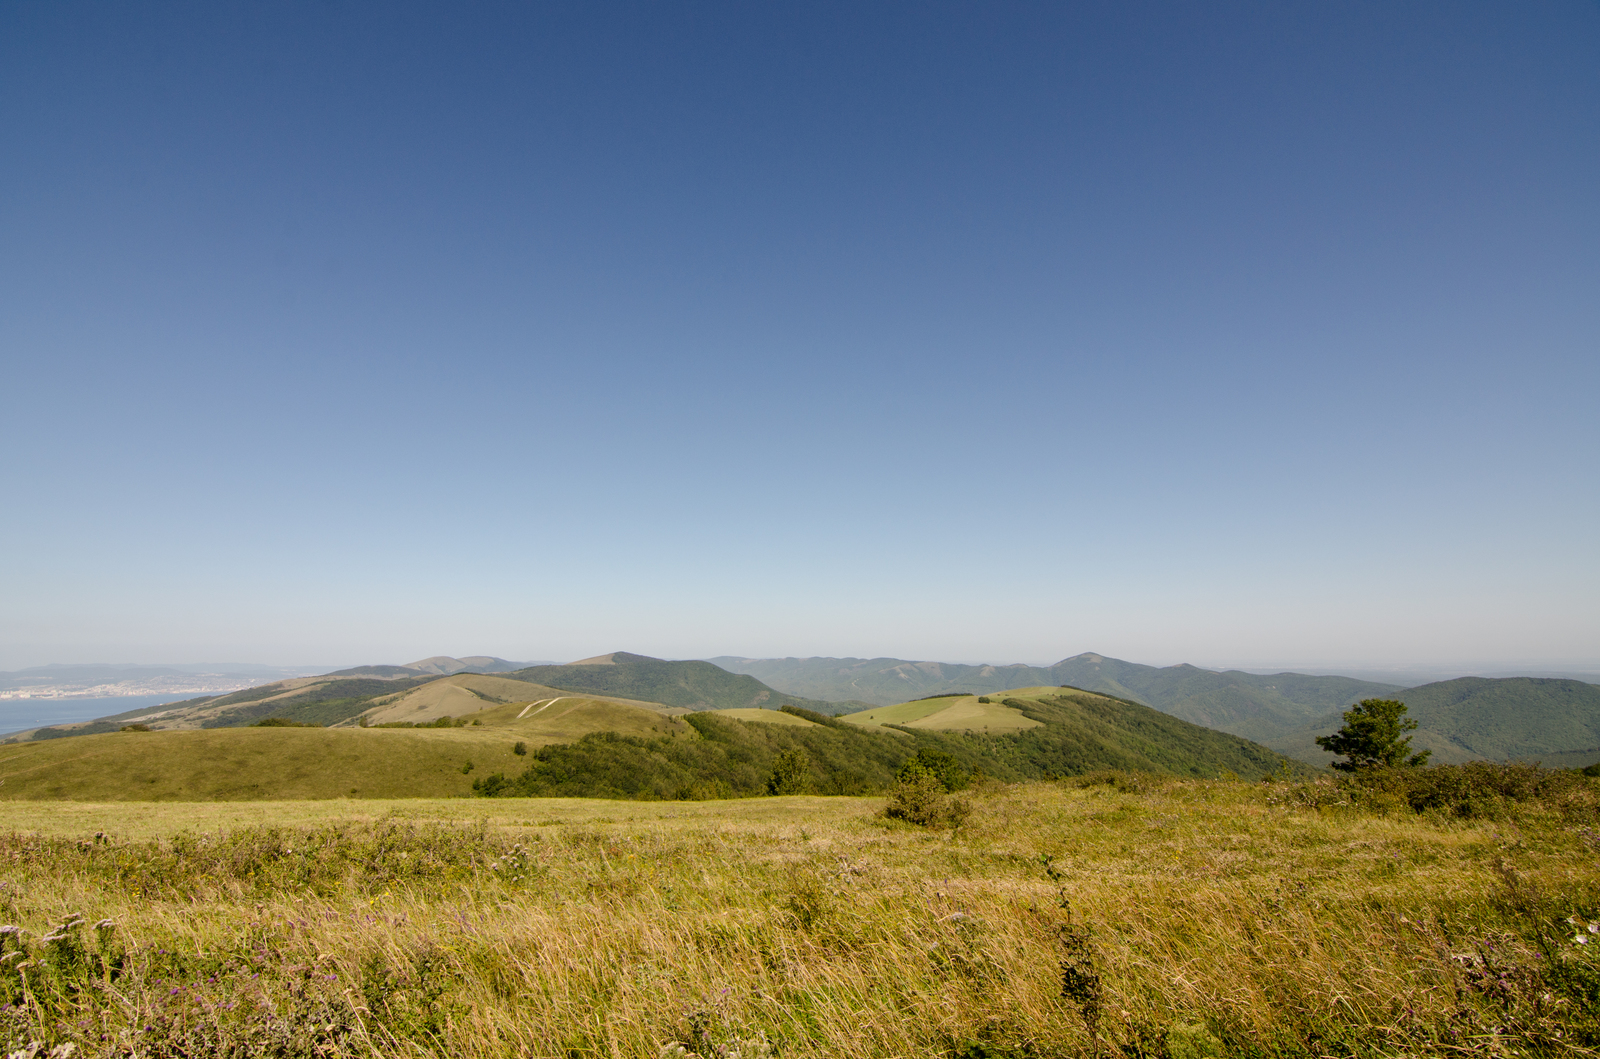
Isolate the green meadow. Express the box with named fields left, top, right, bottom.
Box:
left=841, top=691, right=1046, bottom=733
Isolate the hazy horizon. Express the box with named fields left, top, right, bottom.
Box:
left=5, top=651, right=1598, bottom=684
left=4, top=3, right=1595, bottom=670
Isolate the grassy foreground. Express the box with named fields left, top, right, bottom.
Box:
left=1, top=777, right=1597, bottom=1058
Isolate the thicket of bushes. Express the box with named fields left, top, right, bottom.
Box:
left=474, top=713, right=941, bottom=799
left=1339, top=761, right=1599, bottom=819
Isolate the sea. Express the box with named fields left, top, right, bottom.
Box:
left=0, top=694, right=201, bottom=736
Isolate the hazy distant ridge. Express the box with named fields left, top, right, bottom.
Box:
left=710, top=652, right=1402, bottom=740
left=713, top=654, right=1600, bottom=769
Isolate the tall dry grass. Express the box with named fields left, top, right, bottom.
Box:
left=0, top=775, right=1596, bottom=1058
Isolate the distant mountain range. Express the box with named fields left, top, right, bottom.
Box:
left=330, top=655, right=548, bottom=678
left=712, top=653, right=1600, bottom=768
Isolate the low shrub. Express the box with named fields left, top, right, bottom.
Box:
left=883, top=771, right=970, bottom=827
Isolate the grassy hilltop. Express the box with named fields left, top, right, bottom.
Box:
left=0, top=697, right=698, bottom=801
left=0, top=774, right=1596, bottom=1058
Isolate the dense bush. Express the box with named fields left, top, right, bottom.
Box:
left=766, top=749, right=813, bottom=795
left=481, top=715, right=923, bottom=800
left=896, top=748, right=970, bottom=792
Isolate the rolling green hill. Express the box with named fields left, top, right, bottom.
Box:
left=353, top=674, right=679, bottom=726
left=0, top=696, right=702, bottom=801
left=1270, top=677, right=1600, bottom=767
left=0, top=727, right=522, bottom=800
left=0, top=676, right=1299, bottom=801
left=480, top=684, right=1299, bottom=800
left=2, top=654, right=829, bottom=745
left=975, top=687, right=1296, bottom=780
left=710, top=652, right=1402, bottom=740
left=504, top=653, right=863, bottom=714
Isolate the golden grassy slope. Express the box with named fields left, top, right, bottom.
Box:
left=0, top=793, right=864, bottom=841
left=471, top=697, right=695, bottom=741
left=0, top=778, right=1594, bottom=1058
left=358, top=674, right=566, bottom=724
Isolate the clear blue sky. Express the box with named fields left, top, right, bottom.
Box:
left=3, top=2, right=1596, bottom=671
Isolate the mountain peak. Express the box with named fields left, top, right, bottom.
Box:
left=566, top=651, right=665, bottom=666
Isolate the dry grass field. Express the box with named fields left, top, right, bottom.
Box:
left=0, top=774, right=1596, bottom=1058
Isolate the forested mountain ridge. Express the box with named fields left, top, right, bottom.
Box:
left=1267, top=676, right=1600, bottom=768
left=711, top=652, right=1402, bottom=740
left=503, top=654, right=864, bottom=714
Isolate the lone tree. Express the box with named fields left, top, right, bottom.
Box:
left=1316, top=698, right=1431, bottom=772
